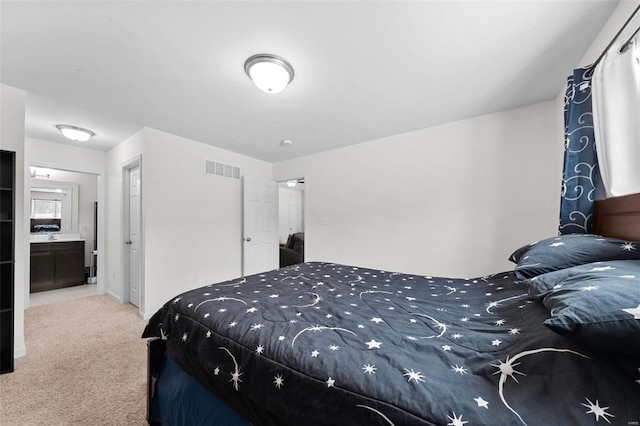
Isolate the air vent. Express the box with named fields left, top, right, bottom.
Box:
left=205, top=160, right=240, bottom=180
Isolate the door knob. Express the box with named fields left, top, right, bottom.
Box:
left=245, top=237, right=251, bottom=242
left=125, top=241, right=132, bottom=245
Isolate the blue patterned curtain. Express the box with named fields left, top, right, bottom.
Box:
left=559, top=65, right=600, bottom=235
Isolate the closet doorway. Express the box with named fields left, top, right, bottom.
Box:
left=277, top=177, right=305, bottom=268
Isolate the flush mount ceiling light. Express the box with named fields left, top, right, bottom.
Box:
left=286, top=180, right=297, bottom=188
left=56, top=124, right=95, bottom=142
left=244, top=54, right=294, bottom=94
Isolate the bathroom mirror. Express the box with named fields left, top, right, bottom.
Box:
left=30, top=180, right=78, bottom=234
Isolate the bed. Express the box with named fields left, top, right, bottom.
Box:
left=142, top=193, right=640, bottom=425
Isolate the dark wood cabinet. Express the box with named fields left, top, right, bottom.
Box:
left=30, top=250, right=54, bottom=292
left=30, top=241, right=85, bottom=293
left=0, top=150, right=15, bottom=374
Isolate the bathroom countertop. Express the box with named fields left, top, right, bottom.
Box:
left=30, top=235, right=85, bottom=243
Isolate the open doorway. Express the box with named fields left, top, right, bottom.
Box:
left=277, top=178, right=305, bottom=268
left=27, top=166, right=100, bottom=307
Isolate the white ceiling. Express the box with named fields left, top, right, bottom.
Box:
left=1, top=1, right=618, bottom=162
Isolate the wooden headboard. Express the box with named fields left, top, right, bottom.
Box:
left=593, top=193, right=640, bottom=240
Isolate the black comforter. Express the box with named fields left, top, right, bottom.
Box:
left=143, top=262, right=640, bottom=425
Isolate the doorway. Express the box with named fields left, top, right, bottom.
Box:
left=26, top=165, right=104, bottom=309
left=122, top=157, right=141, bottom=309
left=277, top=177, right=305, bottom=268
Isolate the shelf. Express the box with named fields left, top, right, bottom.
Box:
left=0, top=309, right=14, bottom=374
left=0, top=188, right=13, bottom=221
left=0, top=150, right=15, bottom=375
left=1, top=260, right=13, bottom=312
left=0, top=222, right=13, bottom=263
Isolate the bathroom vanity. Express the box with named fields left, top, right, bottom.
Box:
left=30, top=239, right=85, bottom=293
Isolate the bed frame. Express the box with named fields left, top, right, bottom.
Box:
left=147, top=338, right=166, bottom=424
left=146, top=192, right=640, bottom=424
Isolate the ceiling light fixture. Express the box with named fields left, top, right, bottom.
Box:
left=286, top=180, right=297, bottom=188
left=244, top=54, right=294, bottom=94
left=56, top=124, right=95, bottom=142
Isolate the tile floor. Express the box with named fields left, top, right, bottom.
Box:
left=30, top=284, right=98, bottom=307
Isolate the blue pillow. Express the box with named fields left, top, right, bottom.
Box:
left=509, top=234, right=640, bottom=280
left=523, top=260, right=640, bottom=355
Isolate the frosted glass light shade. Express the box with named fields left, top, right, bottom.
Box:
left=56, top=124, right=95, bottom=142
left=245, top=54, right=294, bottom=94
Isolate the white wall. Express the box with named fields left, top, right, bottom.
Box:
left=1, top=84, right=26, bottom=357
left=25, top=137, right=107, bottom=177
left=274, top=100, right=560, bottom=278
left=273, top=2, right=640, bottom=279
left=105, top=129, right=146, bottom=306
left=106, top=127, right=272, bottom=316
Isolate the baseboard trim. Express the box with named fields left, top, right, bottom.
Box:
left=140, top=311, right=153, bottom=321
left=106, top=290, right=122, bottom=303
left=105, top=290, right=150, bottom=320
left=14, top=344, right=26, bottom=359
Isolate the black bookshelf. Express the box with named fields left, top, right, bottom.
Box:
left=0, top=150, right=15, bottom=374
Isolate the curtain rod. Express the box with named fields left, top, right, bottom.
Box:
left=620, top=24, right=640, bottom=53
left=593, top=4, right=640, bottom=68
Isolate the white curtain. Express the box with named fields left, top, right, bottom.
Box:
left=592, top=34, right=640, bottom=197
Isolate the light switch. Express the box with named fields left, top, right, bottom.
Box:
left=319, top=216, right=329, bottom=226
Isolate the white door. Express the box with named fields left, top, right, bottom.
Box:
left=289, top=204, right=303, bottom=234
left=127, top=165, right=141, bottom=307
left=243, top=176, right=278, bottom=276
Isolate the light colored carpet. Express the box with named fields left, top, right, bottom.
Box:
left=0, top=295, right=149, bottom=425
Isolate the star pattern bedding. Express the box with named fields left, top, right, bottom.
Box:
left=143, top=261, right=640, bottom=426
